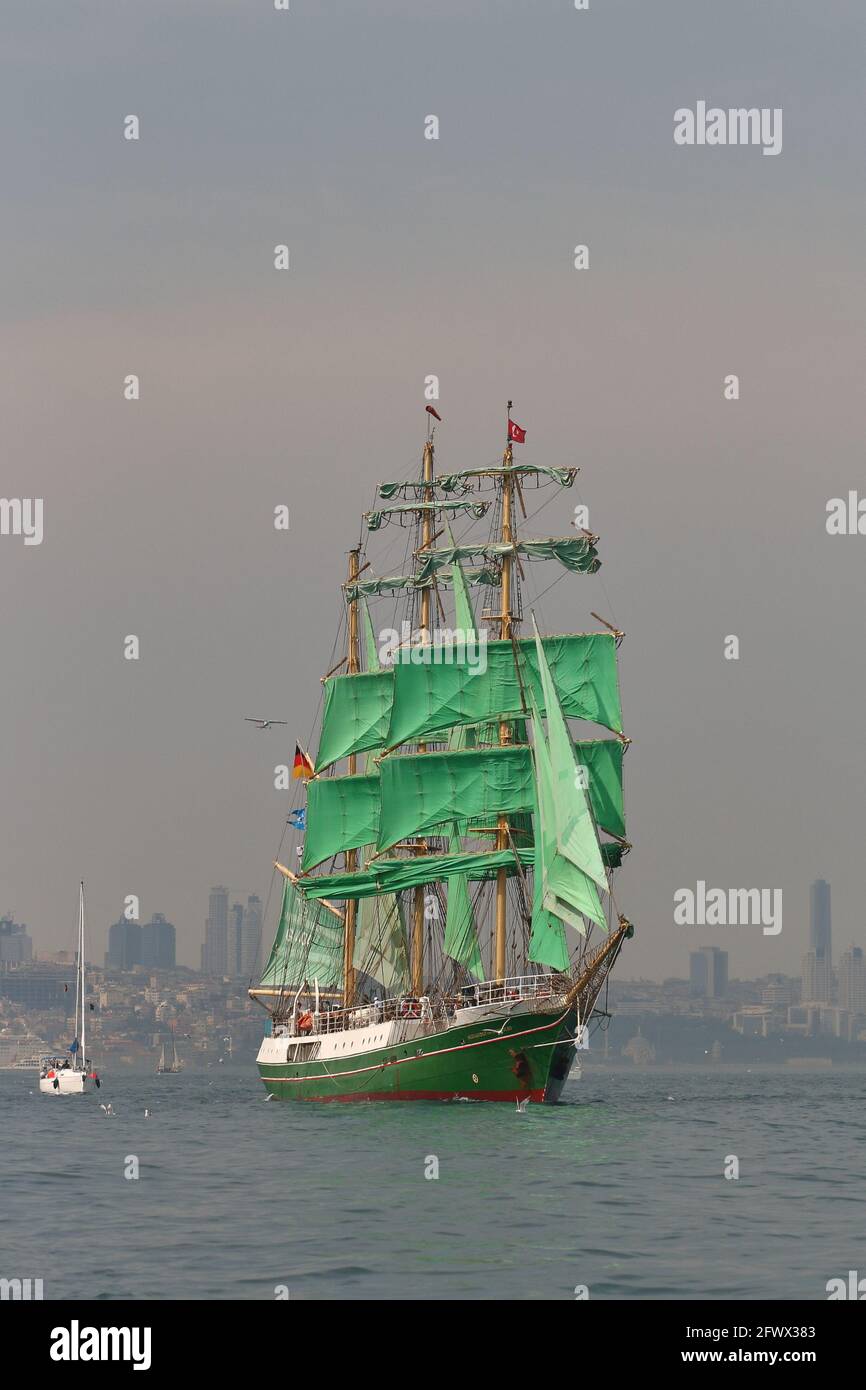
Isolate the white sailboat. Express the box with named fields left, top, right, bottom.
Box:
left=39, top=882, right=99, bottom=1095
left=156, top=1034, right=183, bottom=1073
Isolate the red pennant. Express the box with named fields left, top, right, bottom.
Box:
left=425, top=406, right=442, bottom=421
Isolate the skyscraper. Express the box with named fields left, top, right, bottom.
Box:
left=226, top=895, right=263, bottom=977
left=141, top=913, right=176, bottom=970
left=227, top=902, right=244, bottom=976
left=201, top=886, right=229, bottom=977
left=0, top=916, right=33, bottom=964
left=105, top=917, right=142, bottom=971
left=802, top=879, right=833, bottom=1002
left=240, top=894, right=262, bottom=979
left=689, top=947, right=728, bottom=999
left=838, top=946, right=866, bottom=1015
left=810, top=879, right=831, bottom=961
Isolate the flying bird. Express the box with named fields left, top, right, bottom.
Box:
left=245, top=717, right=287, bottom=730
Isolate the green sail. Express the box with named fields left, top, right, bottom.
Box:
left=435, top=464, right=577, bottom=489
left=361, top=596, right=380, bottom=672
left=354, top=889, right=410, bottom=993
left=345, top=566, right=499, bottom=602
left=258, top=879, right=344, bottom=991
left=377, top=746, right=534, bottom=850
left=441, top=545, right=484, bottom=978
left=365, top=500, right=489, bottom=530
left=302, top=772, right=381, bottom=871
left=316, top=670, right=393, bottom=771
left=414, top=537, right=600, bottom=582
left=302, top=841, right=621, bottom=902
left=304, top=738, right=624, bottom=869
left=444, top=831, right=484, bottom=979
left=301, top=848, right=536, bottom=901
left=386, top=634, right=622, bottom=749
left=534, top=624, right=607, bottom=892
left=529, top=690, right=606, bottom=947
left=316, top=633, right=621, bottom=770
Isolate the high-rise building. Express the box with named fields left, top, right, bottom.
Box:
left=241, top=895, right=262, bottom=979
left=105, top=917, right=142, bottom=971
left=227, top=902, right=244, bottom=976
left=809, top=878, right=831, bottom=962
left=225, top=895, right=263, bottom=977
left=801, top=949, right=832, bottom=1003
left=0, top=916, right=33, bottom=965
left=201, top=886, right=229, bottom=977
left=141, top=913, right=176, bottom=970
left=689, top=947, right=728, bottom=998
left=838, top=946, right=866, bottom=1015
left=802, top=879, right=833, bottom=1002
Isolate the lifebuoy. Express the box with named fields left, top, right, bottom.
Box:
left=297, top=1012, right=314, bottom=1035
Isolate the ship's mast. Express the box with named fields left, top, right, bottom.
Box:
left=343, top=546, right=361, bottom=1008
left=412, top=432, right=435, bottom=995
left=493, top=406, right=515, bottom=981
left=77, top=880, right=86, bottom=1069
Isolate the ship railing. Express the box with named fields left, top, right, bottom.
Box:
left=282, top=995, right=448, bottom=1038
left=458, top=973, right=569, bottom=1008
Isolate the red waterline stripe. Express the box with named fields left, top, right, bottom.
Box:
left=262, top=1007, right=572, bottom=1084
left=283, top=1088, right=547, bottom=1104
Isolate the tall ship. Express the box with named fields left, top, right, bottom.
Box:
left=39, top=882, right=99, bottom=1095
left=252, top=407, right=634, bottom=1102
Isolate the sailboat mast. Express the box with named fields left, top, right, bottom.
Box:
left=493, top=413, right=515, bottom=981
left=343, top=546, right=361, bottom=1008
left=78, top=880, right=86, bottom=1066
left=412, top=434, right=435, bottom=994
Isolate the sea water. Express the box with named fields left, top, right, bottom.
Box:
left=2, top=1065, right=863, bottom=1300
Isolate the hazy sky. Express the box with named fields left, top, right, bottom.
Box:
left=1, top=1, right=863, bottom=979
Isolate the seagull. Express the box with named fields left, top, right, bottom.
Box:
left=99, top=1103, right=115, bottom=1116
left=245, top=717, right=287, bottom=730
left=516, top=1096, right=531, bottom=1113
left=144, top=1109, right=150, bottom=1118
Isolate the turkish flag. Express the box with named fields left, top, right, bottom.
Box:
left=508, top=419, right=526, bottom=444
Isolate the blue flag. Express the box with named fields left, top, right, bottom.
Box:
left=287, top=808, right=306, bottom=831
left=69, top=1037, right=80, bottom=1054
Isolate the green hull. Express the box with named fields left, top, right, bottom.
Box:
left=258, top=1005, right=578, bottom=1103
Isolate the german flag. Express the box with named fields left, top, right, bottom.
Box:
left=292, top=743, right=314, bottom=780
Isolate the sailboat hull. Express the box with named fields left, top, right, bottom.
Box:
left=39, top=1070, right=89, bottom=1095
left=257, top=1004, right=578, bottom=1103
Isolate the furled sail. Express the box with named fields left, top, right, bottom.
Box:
left=365, top=500, right=489, bottom=530
left=414, top=537, right=600, bottom=581
left=435, top=464, right=577, bottom=489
